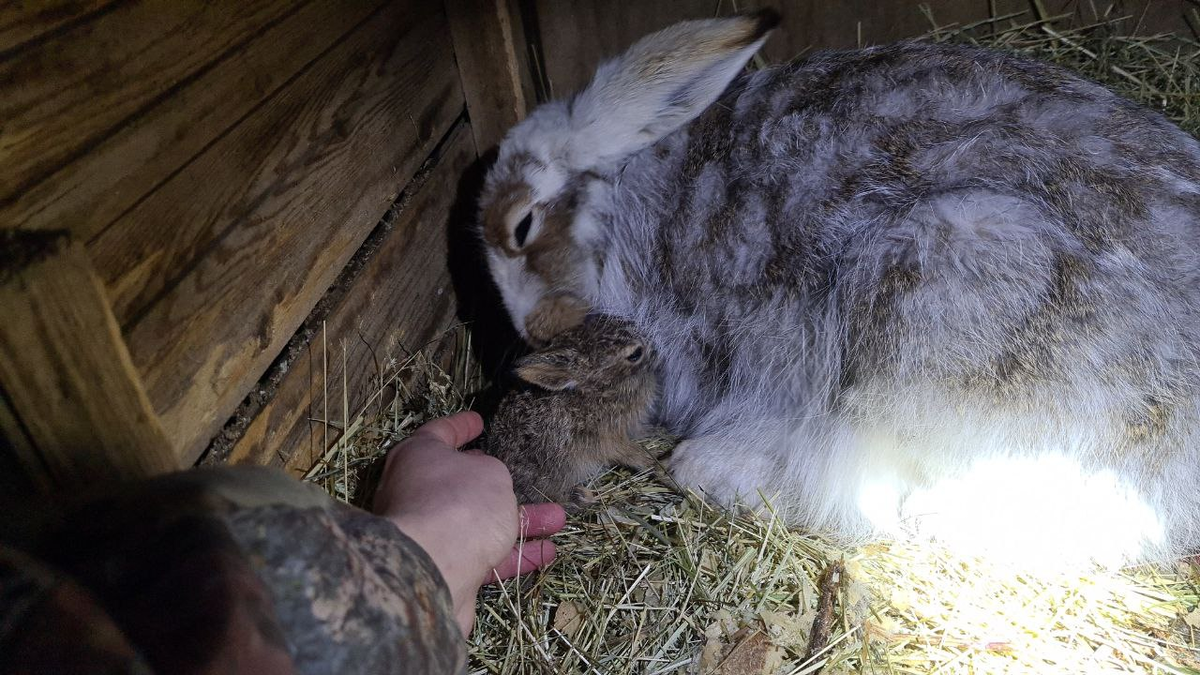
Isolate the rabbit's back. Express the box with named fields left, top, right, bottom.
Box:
left=611, top=41, right=1200, bottom=419
left=596, top=41, right=1200, bottom=558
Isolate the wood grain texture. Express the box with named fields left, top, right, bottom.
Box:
left=3, top=0, right=386, bottom=244
left=444, top=0, right=536, bottom=152
left=0, top=231, right=178, bottom=491
left=0, top=0, right=119, bottom=55
left=531, top=0, right=1196, bottom=98
left=100, top=0, right=463, bottom=464
left=226, top=124, right=476, bottom=471
left=0, top=1, right=301, bottom=213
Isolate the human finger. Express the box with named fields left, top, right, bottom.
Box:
left=410, top=411, right=484, bottom=449
left=486, top=540, right=558, bottom=583
left=519, top=503, right=567, bottom=538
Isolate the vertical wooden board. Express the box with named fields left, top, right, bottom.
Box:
left=105, top=0, right=464, bottom=463
left=0, top=0, right=300, bottom=207
left=0, top=1, right=119, bottom=55
left=3, top=0, right=387, bottom=243
left=228, top=124, right=476, bottom=470
left=0, top=231, right=177, bottom=490
left=444, top=0, right=535, bottom=151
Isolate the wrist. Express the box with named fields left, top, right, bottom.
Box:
left=387, top=513, right=480, bottom=604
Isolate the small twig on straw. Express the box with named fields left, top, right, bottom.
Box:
left=804, top=560, right=845, bottom=673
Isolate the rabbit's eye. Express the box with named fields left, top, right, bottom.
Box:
left=514, top=212, right=533, bottom=248
left=626, top=347, right=644, bottom=363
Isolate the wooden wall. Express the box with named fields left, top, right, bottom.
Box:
left=530, top=0, right=1195, bottom=99
left=1, top=0, right=529, bottom=479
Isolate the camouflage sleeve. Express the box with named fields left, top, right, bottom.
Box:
left=0, top=466, right=466, bottom=675
left=223, top=489, right=468, bottom=674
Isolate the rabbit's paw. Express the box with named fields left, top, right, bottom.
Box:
left=667, top=435, right=778, bottom=511
left=565, top=486, right=597, bottom=513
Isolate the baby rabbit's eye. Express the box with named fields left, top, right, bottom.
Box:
left=514, top=212, right=533, bottom=248
left=626, top=347, right=644, bottom=363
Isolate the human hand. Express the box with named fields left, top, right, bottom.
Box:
left=373, top=411, right=566, bottom=634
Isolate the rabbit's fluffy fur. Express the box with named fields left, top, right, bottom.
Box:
left=478, top=11, right=1200, bottom=565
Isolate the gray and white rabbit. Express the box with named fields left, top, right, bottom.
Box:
left=486, top=314, right=658, bottom=507
left=477, top=10, right=1200, bottom=566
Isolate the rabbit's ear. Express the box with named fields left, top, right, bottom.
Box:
left=515, top=355, right=577, bottom=391
left=566, top=10, right=778, bottom=170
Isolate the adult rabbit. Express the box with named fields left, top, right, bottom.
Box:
left=477, top=11, right=1200, bottom=566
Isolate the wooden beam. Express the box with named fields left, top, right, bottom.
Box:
left=444, top=0, right=536, bottom=151
left=0, top=230, right=178, bottom=492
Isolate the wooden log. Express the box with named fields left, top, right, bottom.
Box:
left=3, top=0, right=388, bottom=242
left=224, top=123, right=476, bottom=471
left=0, top=1, right=303, bottom=212
left=0, top=230, right=177, bottom=492
left=92, top=0, right=463, bottom=464
left=444, top=0, right=536, bottom=151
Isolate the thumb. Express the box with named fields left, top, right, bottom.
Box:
left=411, top=411, right=484, bottom=449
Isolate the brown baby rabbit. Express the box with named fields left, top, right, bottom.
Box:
left=486, top=314, right=658, bottom=506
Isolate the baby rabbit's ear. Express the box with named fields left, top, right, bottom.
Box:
left=566, top=10, right=779, bottom=170
left=514, top=354, right=578, bottom=391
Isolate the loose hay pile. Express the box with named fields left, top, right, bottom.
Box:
left=307, top=9, right=1200, bottom=674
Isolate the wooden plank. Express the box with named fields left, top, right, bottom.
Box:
left=0, top=1, right=119, bottom=56
left=0, top=1, right=302, bottom=212
left=224, top=124, right=476, bottom=471
left=444, top=0, right=536, bottom=151
left=97, top=0, right=463, bottom=464
left=0, top=230, right=178, bottom=491
left=3, top=0, right=387, bottom=244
